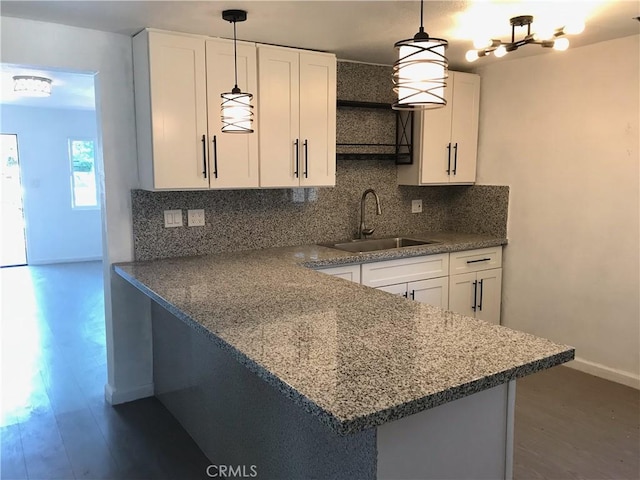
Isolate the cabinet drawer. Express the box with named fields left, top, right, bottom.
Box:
left=315, top=264, right=361, bottom=284
left=450, top=247, right=502, bottom=275
left=361, top=254, right=449, bottom=288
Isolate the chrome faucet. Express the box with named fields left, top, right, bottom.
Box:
left=359, top=189, right=382, bottom=239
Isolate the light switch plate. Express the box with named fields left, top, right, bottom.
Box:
left=164, top=210, right=183, bottom=227
left=411, top=199, right=423, bottom=213
left=187, top=209, right=205, bottom=227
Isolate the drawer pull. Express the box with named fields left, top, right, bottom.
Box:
left=410, top=290, right=415, bottom=300
left=446, top=143, right=451, bottom=175
left=478, top=279, right=484, bottom=311
left=403, top=291, right=408, bottom=298
left=466, top=258, right=491, bottom=264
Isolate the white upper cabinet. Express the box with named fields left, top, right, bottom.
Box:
left=397, top=71, right=480, bottom=186
left=258, top=46, right=336, bottom=188
left=205, top=39, right=259, bottom=189
left=134, top=30, right=209, bottom=190
left=133, top=30, right=258, bottom=190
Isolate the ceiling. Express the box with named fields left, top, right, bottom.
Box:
left=0, top=1, right=638, bottom=110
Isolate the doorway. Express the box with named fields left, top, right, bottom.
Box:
left=0, top=133, right=27, bottom=267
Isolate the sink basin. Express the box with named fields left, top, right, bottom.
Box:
left=321, top=237, right=441, bottom=254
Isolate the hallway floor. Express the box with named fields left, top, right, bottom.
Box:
left=1, top=262, right=210, bottom=479
left=1, top=262, right=638, bottom=479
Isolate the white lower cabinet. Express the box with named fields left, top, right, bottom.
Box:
left=314, top=247, right=502, bottom=319
left=314, top=264, right=360, bottom=283
left=363, top=254, right=449, bottom=309
left=448, top=247, right=503, bottom=324
left=378, top=277, right=449, bottom=309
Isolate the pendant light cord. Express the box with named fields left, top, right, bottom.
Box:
left=233, top=20, right=239, bottom=89
left=416, top=0, right=426, bottom=36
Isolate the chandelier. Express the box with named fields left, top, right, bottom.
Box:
left=466, top=15, right=585, bottom=62
left=13, top=75, right=52, bottom=97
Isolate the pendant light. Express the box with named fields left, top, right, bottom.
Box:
left=392, top=0, right=448, bottom=110
left=220, top=9, right=254, bottom=133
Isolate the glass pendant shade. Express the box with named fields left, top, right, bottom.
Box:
left=13, top=76, right=52, bottom=97
left=221, top=88, right=254, bottom=133
left=392, top=37, right=448, bottom=110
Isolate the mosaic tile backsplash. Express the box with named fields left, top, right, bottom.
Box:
left=132, top=162, right=508, bottom=260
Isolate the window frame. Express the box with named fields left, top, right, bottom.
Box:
left=68, top=137, right=99, bottom=210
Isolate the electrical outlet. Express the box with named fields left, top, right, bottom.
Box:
left=411, top=199, right=423, bottom=214
left=187, top=209, right=205, bottom=227
left=164, top=210, right=183, bottom=227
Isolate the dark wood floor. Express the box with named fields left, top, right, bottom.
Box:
left=0, top=262, right=210, bottom=480
left=1, top=262, right=638, bottom=479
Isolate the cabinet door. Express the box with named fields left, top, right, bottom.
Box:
left=143, top=31, right=209, bottom=190
left=205, top=39, right=259, bottom=188
left=475, top=268, right=502, bottom=325
left=417, top=83, right=453, bottom=185
left=299, top=52, right=336, bottom=187
left=448, top=272, right=477, bottom=318
left=449, top=72, right=480, bottom=184
left=410, top=277, right=449, bottom=309
left=258, top=46, right=300, bottom=188
left=377, top=283, right=408, bottom=297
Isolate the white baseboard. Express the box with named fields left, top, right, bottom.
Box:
left=566, top=357, right=640, bottom=390
left=104, top=382, right=154, bottom=405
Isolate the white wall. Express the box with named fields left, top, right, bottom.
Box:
left=476, top=35, right=640, bottom=388
left=0, top=17, right=152, bottom=402
left=1, top=105, right=102, bottom=264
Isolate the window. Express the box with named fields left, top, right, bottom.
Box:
left=69, top=138, right=98, bottom=208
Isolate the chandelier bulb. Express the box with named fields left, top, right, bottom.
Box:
left=494, top=45, right=508, bottom=58
left=465, top=50, right=480, bottom=62
left=553, top=37, right=570, bottom=51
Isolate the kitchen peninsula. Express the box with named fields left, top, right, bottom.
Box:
left=114, top=233, right=574, bottom=480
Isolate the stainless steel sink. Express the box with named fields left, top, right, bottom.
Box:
left=320, top=237, right=441, bottom=254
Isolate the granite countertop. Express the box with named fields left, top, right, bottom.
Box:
left=114, top=232, right=574, bottom=436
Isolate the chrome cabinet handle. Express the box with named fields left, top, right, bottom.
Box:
left=201, top=134, right=207, bottom=178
